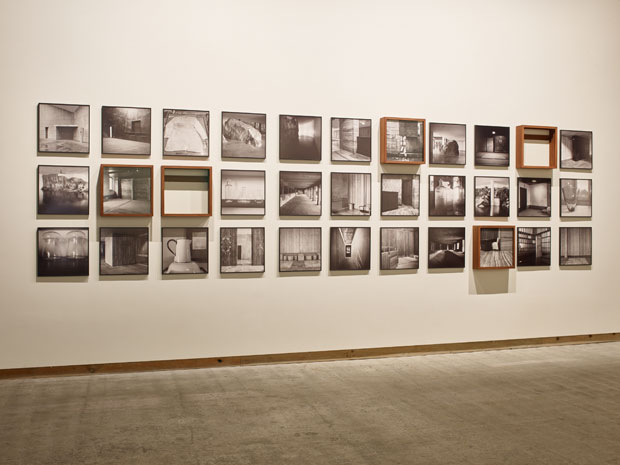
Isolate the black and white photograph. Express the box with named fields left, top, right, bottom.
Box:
left=99, top=227, right=149, bottom=276
left=517, top=227, right=551, bottom=267
left=560, top=178, right=592, bottom=217
left=100, top=165, right=153, bottom=216
left=474, top=176, right=509, bottom=217
left=380, top=227, right=419, bottom=270
left=38, top=103, right=89, bottom=154
left=560, top=130, right=592, bottom=169
left=381, top=174, right=420, bottom=216
left=474, top=125, right=510, bottom=166
left=37, top=228, right=89, bottom=277
left=331, top=118, right=371, bottom=162
left=279, top=115, right=321, bottom=161
left=428, top=227, right=465, bottom=269
left=429, top=175, right=465, bottom=217
left=429, top=122, right=466, bottom=165
left=162, top=228, right=208, bottom=275
left=279, top=171, right=322, bottom=216
left=101, top=106, right=151, bottom=155
left=517, top=177, right=551, bottom=217
left=279, top=228, right=321, bottom=272
left=37, top=165, right=89, bottom=215
left=475, top=227, right=515, bottom=269
left=221, top=170, right=266, bottom=216
left=381, top=118, right=424, bottom=163
left=560, top=227, right=592, bottom=266
left=330, top=227, right=370, bottom=271
left=331, top=172, right=371, bottom=216
left=222, top=112, right=266, bottom=159
left=163, top=109, right=209, bottom=157
left=220, top=228, right=265, bottom=273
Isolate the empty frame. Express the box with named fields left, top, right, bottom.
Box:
left=516, top=125, right=557, bottom=169
left=161, top=166, right=212, bottom=217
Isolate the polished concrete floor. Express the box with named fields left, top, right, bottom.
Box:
left=1, top=342, right=620, bottom=465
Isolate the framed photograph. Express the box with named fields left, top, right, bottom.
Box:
left=473, top=226, right=515, bottom=269
left=330, top=227, right=370, bottom=271
left=279, top=115, right=321, bottom=161
left=381, top=174, right=420, bottom=216
left=559, top=227, right=592, bottom=266
left=37, top=227, right=89, bottom=277
left=474, top=176, right=509, bottom=217
left=100, top=165, right=153, bottom=216
left=221, top=170, right=266, bottom=216
left=37, top=165, right=89, bottom=215
left=560, top=178, right=592, bottom=218
left=331, top=172, right=371, bottom=216
left=101, top=106, right=151, bottom=156
left=38, top=103, right=89, bottom=154
left=428, top=227, right=465, bottom=269
left=279, top=171, right=322, bottom=216
left=331, top=118, right=371, bottom=162
left=279, top=227, right=321, bottom=272
left=428, top=175, right=465, bottom=217
left=429, top=122, right=466, bottom=165
left=560, top=130, right=592, bottom=169
left=517, top=227, right=551, bottom=267
left=99, top=227, right=149, bottom=276
left=380, top=227, right=419, bottom=270
left=161, top=166, right=212, bottom=217
left=517, top=177, right=551, bottom=217
left=220, top=228, right=265, bottom=274
left=163, top=109, right=209, bottom=157
left=474, top=125, right=510, bottom=166
left=380, top=117, right=425, bottom=164
left=162, top=228, right=208, bottom=275
left=222, top=111, right=266, bottom=159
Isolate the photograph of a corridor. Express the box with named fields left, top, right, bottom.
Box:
left=102, top=106, right=151, bottom=155
left=279, top=171, right=322, bottom=216
left=100, top=165, right=152, bottom=216
left=474, top=227, right=515, bottom=269
left=330, top=227, right=370, bottom=271
left=429, top=122, right=466, bottom=165
left=381, top=174, right=420, bottom=216
left=517, top=227, right=551, bottom=267
left=428, top=227, right=465, bottom=269
left=220, top=228, right=265, bottom=273
left=560, top=227, right=592, bottom=266
left=517, top=178, right=551, bottom=217
left=331, top=118, right=371, bottom=162
left=474, top=125, right=510, bottom=166
left=560, top=130, right=593, bottom=169
left=279, top=115, right=321, bottom=161
left=331, top=173, right=371, bottom=216
left=38, top=103, right=89, bottom=153
left=380, top=227, right=419, bottom=270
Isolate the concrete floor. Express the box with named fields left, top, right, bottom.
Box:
left=1, top=342, right=620, bottom=465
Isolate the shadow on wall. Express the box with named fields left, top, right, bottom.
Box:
left=468, top=269, right=515, bottom=295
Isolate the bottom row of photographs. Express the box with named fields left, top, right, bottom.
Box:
left=36, top=226, right=593, bottom=277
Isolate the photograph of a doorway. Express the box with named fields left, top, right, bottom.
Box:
left=474, top=125, right=510, bottom=166
left=381, top=174, right=420, bottom=216
left=330, top=227, right=370, bottom=271
left=220, top=228, right=265, bottom=273
left=102, top=106, right=151, bottom=156
left=100, top=165, right=153, bottom=216
left=517, top=178, right=551, bottom=217
left=38, top=103, right=89, bottom=154
left=560, top=130, right=592, bottom=169
left=517, top=227, right=551, bottom=267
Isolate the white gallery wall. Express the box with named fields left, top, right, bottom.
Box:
left=0, top=0, right=619, bottom=369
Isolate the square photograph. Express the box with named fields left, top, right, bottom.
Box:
left=222, top=112, right=266, bottom=159
left=429, top=123, right=466, bottom=165
left=162, top=228, right=208, bottom=275
left=517, top=227, right=551, bottom=267
left=99, top=227, right=149, bottom=276
left=100, top=165, right=153, bottom=216
left=474, top=125, right=510, bottom=166
left=38, top=103, right=89, bottom=154
left=221, top=170, right=266, bottom=216
left=102, top=106, right=151, bottom=155
left=37, top=228, right=89, bottom=277
left=381, top=117, right=425, bottom=164
left=560, top=227, right=592, bottom=266
left=330, top=227, right=370, bottom=271
left=473, top=226, right=515, bottom=269
left=560, top=178, right=592, bottom=217
left=37, top=165, right=89, bottom=215
left=279, top=115, right=321, bottom=161
left=429, top=175, right=465, bottom=216
left=428, top=227, right=465, bottom=269
left=517, top=178, right=551, bottom=217
left=220, top=228, right=265, bottom=273
left=279, top=171, right=322, bottom=216
left=331, top=118, right=371, bottom=162
left=163, top=109, right=209, bottom=157
left=279, top=227, right=321, bottom=272
left=380, top=227, right=419, bottom=270
left=381, top=174, right=420, bottom=216
left=474, top=176, right=509, bottom=217
left=331, top=172, right=371, bottom=216
left=560, top=130, right=592, bottom=169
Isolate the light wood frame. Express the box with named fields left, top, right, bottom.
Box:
left=473, top=225, right=516, bottom=270
left=380, top=117, right=426, bottom=165
left=161, top=166, right=212, bottom=217
left=99, top=164, right=153, bottom=217
left=516, top=125, right=557, bottom=169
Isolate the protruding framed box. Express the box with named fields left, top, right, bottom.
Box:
left=516, top=125, right=557, bottom=169
left=161, top=166, right=212, bottom=217
left=100, top=164, right=153, bottom=217
left=472, top=225, right=515, bottom=270
left=380, top=117, right=425, bottom=164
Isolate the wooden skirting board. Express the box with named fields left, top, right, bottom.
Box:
left=1, top=332, right=618, bottom=380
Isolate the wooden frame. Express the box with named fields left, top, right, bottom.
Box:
left=221, top=111, right=266, bottom=159
left=101, top=106, right=151, bottom=156
left=380, top=117, right=426, bottom=164
left=278, top=227, right=322, bottom=272
left=161, top=166, right=212, bottom=217
left=99, top=164, right=153, bottom=217
left=37, top=103, right=90, bottom=154
left=162, top=108, right=209, bottom=157
left=472, top=225, right=515, bottom=270
left=221, top=169, right=266, bottom=216
left=37, top=165, right=90, bottom=216
left=516, top=125, right=557, bottom=169
left=330, top=117, right=372, bottom=162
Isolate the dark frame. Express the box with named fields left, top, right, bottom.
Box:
left=329, top=226, right=371, bottom=271
left=161, top=166, right=212, bottom=217
left=428, top=122, right=466, bottom=165
left=221, top=169, right=266, bottom=216
left=380, top=117, right=426, bottom=165
left=330, top=172, right=372, bottom=217
left=428, top=175, right=466, bottom=217
left=380, top=227, right=420, bottom=271
left=517, top=177, right=552, bottom=218
left=37, top=103, right=90, bottom=155
left=278, top=227, right=322, bottom=273
left=560, top=129, right=593, bottom=170
left=37, top=227, right=89, bottom=277
left=428, top=227, right=466, bottom=269
left=559, top=178, right=592, bottom=218
left=99, top=227, right=149, bottom=276
left=559, top=226, right=592, bottom=266
left=380, top=173, right=420, bottom=217
left=474, top=124, right=510, bottom=167
left=37, top=164, right=90, bottom=215
left=517, top=227, right=551, bottom=267
left=101, top=105, right=152, bottom=156
left=330, top=117, right=372, bottom=163
left=473, top=176, right=510, bottom=218
left=161, top=227, right=208, bottom=275
left=279, top=114, right=322, bottom=161
left=99, top=164, right=154, bottom=217
left=162, top=108, right=209, bottom=158
left=472, top=225, right=515, bottom=270
left=219, top=227, right=266, bottom=274
left=221, top=111, right=266, bottom=160
left=279, top=170, right=322, bottom=217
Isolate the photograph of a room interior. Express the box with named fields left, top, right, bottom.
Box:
left=561, top=130, right=592, bottom=169
left=330, top=227, right=370, bottom=270
left=518, top=228, right=551, bottom=266
left=221, top=171, right=265, bottom=215
left=102, top=167, right=151, bottom=214
left=38, top=104, right=89, bottom=153
left=430, top=124, right=465, bottom=164
left=279, top=228, right=321, bottom=272
left=518, top=179, right=550, bottom=216
left=332, top=174, right=371, bottom=215
left=477, top=228, right=514, bottom=268
left=102, top=107, right=151, bottom=155
left=279, top=172, right=321, bottom=216
left=381, top=228, right=419, bottom=270
left=331, top=118, right=371, bottom=161
left=100, top=229, right=149, bottom=275
left=221, top=228, right=265, bottom=273
left=428, top=228, right=465, bottom=268
left=475, top=126, right=509, bottom=166
left=560, top=228, right=592, bottom=266
left=381, top=175, right=419, bottom=215
left=280, top=116, right=321, bottom=160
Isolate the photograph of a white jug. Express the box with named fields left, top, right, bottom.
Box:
left=162, top=228, right=208, bottom=274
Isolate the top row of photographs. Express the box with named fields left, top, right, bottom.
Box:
left=37, top=104, right=593, bottom=170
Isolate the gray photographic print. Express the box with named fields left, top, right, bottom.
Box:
left=162, top=228, right=208, bottom=275
left=102, top=106, right=151, bottom=156
left=429, top=123, right=466, bottom=165
left=221, top=170, right=266, bottom=216
left=560, top=130, right=592, bottom=169
left=279, top=227, right=321, bottom=272
left=380, top=227, right=419, bottom=270
left=474, top=176, right=509, bottom=217
left=222, top=112, right=266, bottom=159
left=331, top=172, right=371, bottom=216
left=331, top=118, right=371, bottom=162
left=560, top=179, right=592, bottom=217
left=428, top=227, right=465, bottom=269
left=38, top=103, right=89, bottom=154
left=474, top=125, right=509, bottom=166
left=517, top=178, right=551, bottom=217
left=279, top=115, right=321, bottom=161
left=163, top=109, right=209, bottom=157
left=38, top=165, right=89, bottom=215
left=279, top=171, right=322, bottom=216
left=330, top=227, right=371, bottom=271
left=100, top=165, right=152, bottom=216
left=428, top=175, right=466, bottom=217
left=381, top=174, right=420, bottom=216
left=37, top=227, right=89, bottom=277
left=99, top=227, right=149, bottom=276
left=220, top=228, right=265, bottom=274
left=559, top=227, right=592, bottom=266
